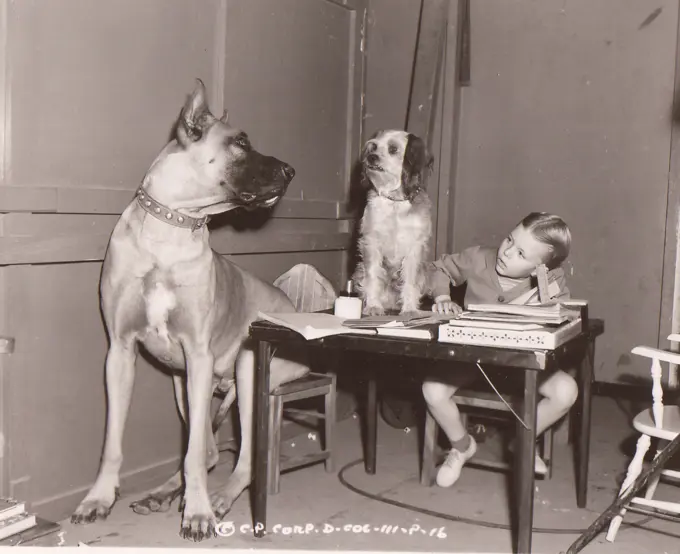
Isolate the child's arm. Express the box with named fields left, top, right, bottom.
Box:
left=425, top=247, right=479, bottom=314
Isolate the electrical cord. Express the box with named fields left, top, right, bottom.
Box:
left=337, top=457, right=655, bottom=535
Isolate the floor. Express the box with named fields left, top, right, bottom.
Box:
left=31, top=394, right=680, bottom=553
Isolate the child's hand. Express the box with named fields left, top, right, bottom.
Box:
left=432, top=295, right=463, bottom=315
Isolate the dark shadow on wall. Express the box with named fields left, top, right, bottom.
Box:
left=345, top=159, right=370, bottom=280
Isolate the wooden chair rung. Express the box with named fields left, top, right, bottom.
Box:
left=271, top=373, right=333, bottom=396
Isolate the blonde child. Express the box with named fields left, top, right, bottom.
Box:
left=423, top=212, right=576, bottom=488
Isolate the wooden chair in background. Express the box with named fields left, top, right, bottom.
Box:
left=606, top=334, right=680, bottom=542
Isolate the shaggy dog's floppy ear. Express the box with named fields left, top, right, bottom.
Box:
left=401, top=134, right=434, bottom=201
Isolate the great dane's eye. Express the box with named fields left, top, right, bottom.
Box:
left=388, top=145, right=399, bottom=155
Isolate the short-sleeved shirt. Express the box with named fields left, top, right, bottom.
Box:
left=426, top=245, right=570, bottom=307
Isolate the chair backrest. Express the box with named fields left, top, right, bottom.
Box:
left=631, top=333, right=680, bottom=429
left=273, top=264, right=338, bottom=313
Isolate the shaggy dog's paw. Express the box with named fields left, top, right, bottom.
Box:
left=364, top=306, right=386, bottom=316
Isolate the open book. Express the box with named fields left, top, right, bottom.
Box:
left=256, top=312, right=377, bottom=340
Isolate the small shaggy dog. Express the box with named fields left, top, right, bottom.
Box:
left=352, top=130, right=434, bottom=315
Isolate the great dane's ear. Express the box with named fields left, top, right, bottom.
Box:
left=177, top=79, right=214, bottom=146
left=401, top=133, right=434, bottom=201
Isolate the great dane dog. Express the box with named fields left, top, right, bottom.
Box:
left=71, top=80, right=310, bottom=541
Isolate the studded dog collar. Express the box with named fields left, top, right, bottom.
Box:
left=136, top=188, right=210, bottom=231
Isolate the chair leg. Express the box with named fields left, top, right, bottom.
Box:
left=644, top=438, right=667, bottom=500
left=606, top=433, right=652, bottom=542
left=421, top=409, right=438, bottom=486
left=267, top=395, right=284, bottom=495
left=543, top=427, right=554, bottom=480
left=324, top=375, right=336, bottom=473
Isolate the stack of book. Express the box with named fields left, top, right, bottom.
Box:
left=439, top=302, right=584, bottom=350
left=461, top=302, right=580, bottom=325
left=0, top=498, right=37, bottom=542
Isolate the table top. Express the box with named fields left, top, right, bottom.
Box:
left=249, top=318, right=604, bottom=371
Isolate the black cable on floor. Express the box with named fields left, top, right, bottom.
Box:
left=337, top=458, right=654, bottom=535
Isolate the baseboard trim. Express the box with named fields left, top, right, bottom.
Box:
left=31, top=455, right=183, bottom=523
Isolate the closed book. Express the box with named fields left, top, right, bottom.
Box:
left=0, top=513, right=37, bottom=541
left=447, top=318, right=543, bottom=331
left=375, top=324, right=438, bottom=340
left=0, top=499, right=26, bottom=521
left=0, top=517, right=61, bottom=546
left=466, top=302, right=580, bottom=322
left=455, top=311, right=570, bottom=326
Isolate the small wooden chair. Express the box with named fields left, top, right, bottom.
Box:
left=266, top=263, right=338, bottom=494
left=606, top=334, right=680, bottom=542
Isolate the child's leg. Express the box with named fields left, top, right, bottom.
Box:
left=421, top=379, right=467, bottom=444
left=422, top=370, right=476, bottom=488
left=536, top=369, right=578, bottom=437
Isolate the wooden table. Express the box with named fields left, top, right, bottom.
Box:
left=248, top=317, right=604, bottom=554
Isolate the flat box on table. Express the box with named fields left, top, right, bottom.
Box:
left=438, top=318, right=582, bottom=350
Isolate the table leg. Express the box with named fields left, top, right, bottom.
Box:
left=576, top=340, right=594, bottom=508
left=253, top=340, right=272, bottom=538
left=365, top=375, right=378, bottom=474
left=517, top=370, right=538, bottom=554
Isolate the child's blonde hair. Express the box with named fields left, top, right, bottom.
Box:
left=520, top=212, right=571, bottom=269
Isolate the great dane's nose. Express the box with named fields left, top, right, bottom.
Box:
left=282, top=164, right=295, bottom=184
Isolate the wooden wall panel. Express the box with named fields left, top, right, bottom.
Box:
left=362, top=0, right=420, bottom=137
left=222, top=0, right=360, bottom=202
left=7, top=0, right=219, bottom=190
left=452, top=0, right=678, bottom=383
left=0, top=213, right=351, bottom=265
left=5, top=263, right=183, bottom=519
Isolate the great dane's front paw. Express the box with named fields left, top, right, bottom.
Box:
left=71, top=488, right=120, bottom=524
left=179, top=507, right=217, bottom=542
left=364, top=305, right=385, bottom=316
left=130, top=487, right=182, bottom=515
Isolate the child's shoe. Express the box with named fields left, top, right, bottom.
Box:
left=508, top=440, right=548, bottom=475
left=436, top=436, right=477, bottom=488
